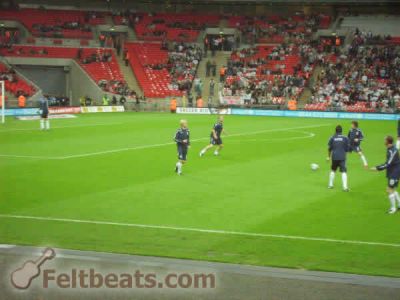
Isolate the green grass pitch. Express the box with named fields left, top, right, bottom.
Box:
left=1, top=112, right=400, bottom=277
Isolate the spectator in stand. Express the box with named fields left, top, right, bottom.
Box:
left=310, top=37, right=400, bottom=112
left=209, top=78, right=215, bottom=97
left=99, top=34, right=106, bottom=47
left=219, top=66, right=226, bottom=83
left=206, top=60, right=211, bottom=77
left=124, top=50, right=130, bottom=66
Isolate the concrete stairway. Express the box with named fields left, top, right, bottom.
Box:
left=126, top=27, right=137, bottom=41
left=192, top=51, right=231, bottom=106
left=115, top=50, right=143, bottom=96
left=298, top=65, right=324, bottom=107
left=298, top=88, right=312, bottom=108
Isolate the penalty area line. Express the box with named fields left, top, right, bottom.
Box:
left=0, top=214, right=399, bottom=248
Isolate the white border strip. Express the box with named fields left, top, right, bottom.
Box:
left=0, top=214, right=399, bottom=248
left=0, top=123, right=329, bottom=160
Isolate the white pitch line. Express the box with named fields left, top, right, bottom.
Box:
left=0, top=214, right=399, bottom=248
left=52, top=123, right=330, bottom=160
left=0, top=123, right=329, bottom=160
left=240, top=130, right=315, bottom=142
left=0, top=122, right=124, bottom=133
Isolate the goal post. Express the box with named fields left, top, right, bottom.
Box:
left=1, top=80, right=4, bottom=124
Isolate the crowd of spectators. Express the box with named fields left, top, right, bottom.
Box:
left=0, top=65, right=36, bottom=97
left=221, top=41, right=329, bottom=105
left=145, top=43, right=202, bottom=93
left=29, top=10, right=103, bottom=38
left=97, top=79, right=137, bottom=97
left=351, top=28, right=395, bottom=46
left=168, top=43, right=202, bottom=92
left=0, top=66, right=16, bottom=81
left=0, top=29, right=20, bottom=48
left=80, top=49, right=112, bottom=64
left=233, top=13, right=329, bottom=44
left=311, top=34, right=400, bottom=112
left=32, top=21, right=91, bottom=38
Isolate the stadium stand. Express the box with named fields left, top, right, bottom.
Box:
left=0, top=62, right=36, bottom=98
left=0, top=3, right=398, bottom=113
left=221, top=40, right=327, bottom=105
left=0, top=9, right=105, bottom=39
left=229, top=13, right=331, bottom=44
left=125, top=42, right=202, bottom=98
left=0, top=45, right=128, bottom=94
left=131, top=13, right=220, bottom=42
left=308, top=30, right=400, bottom=113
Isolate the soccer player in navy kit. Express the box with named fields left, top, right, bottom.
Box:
left=199, top=116, right=225, bottom=157
left=371, top=136, right=400, bottom=214
left=348, top=121, right=368, bottom=168
left=174, top=120, right=190, bottom=175
left=39, top=96, right=50, bottom=130
left=396, top=120, right=400, bottom=150
left=327, top=125, right=350, bottom=191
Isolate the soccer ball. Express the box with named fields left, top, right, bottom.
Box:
left=311, top=163, right=319, bottom=171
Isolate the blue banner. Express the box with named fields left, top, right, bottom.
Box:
left=231, top=109, right=400, bottom=121
left=5, top=108, right=39, bottom=116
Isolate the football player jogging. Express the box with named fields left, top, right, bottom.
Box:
left=39, top=96, right=50, bottom=130
left=396, top=120, right=400, bottom=150
left=370, top=135, right=400, bottom=214
left=327, top=125, right=350, bottom=191
left=174, top=120, right=190, bottom=176
left=348, top=121, right=368, bottom=168
left=199, top=116, right=225, bottom=157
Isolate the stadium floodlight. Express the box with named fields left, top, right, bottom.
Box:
left=1, top=80, right=4, bottom=124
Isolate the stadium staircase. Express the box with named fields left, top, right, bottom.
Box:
left=115, top=51, right=143, bottom=96
left=298, top=65, right=323, bottom=107
left=192, top=51, right=231, bottom=107
left=126, top=27, right=137, bottom=41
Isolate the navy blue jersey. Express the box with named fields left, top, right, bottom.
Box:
left=328, top=134, right=349, bottom=161
left=174, top=128, right=190, bottom=147
left=211, top=122, right=223, bottom=138
left=348, top=128, right=364, bottom=146
left=376, top=146, right=400, bottom=179
left=39, top=98, right=49, bottom=114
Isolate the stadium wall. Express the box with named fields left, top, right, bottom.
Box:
left=15, top=65, right=67, bottom=97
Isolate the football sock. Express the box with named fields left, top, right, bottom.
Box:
left=176, top=161, right=182, bottom=174
left=389, top=193, right=397, bottom=211
left=342, top=173, right=348, bottom=190
left=329, top=171, right=335, bottom=187
left=40, top=119, right=45, bottom=130
left=360, top=154, right=368, bottom=167
left=395, top=192, right=400, bottom=206
left=45, top=120, right=50, bottom=130
left=397, top=140, right=400, bottom=150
